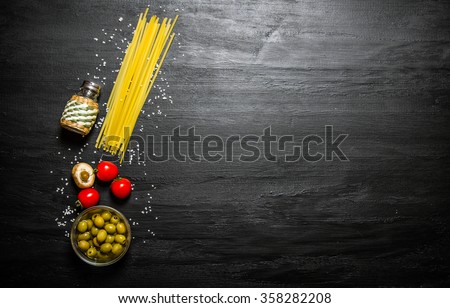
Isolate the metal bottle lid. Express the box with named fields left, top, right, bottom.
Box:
left=81, top=80, right=101, bottom=95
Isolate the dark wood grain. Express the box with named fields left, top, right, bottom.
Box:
left=1, top=0, right=450, bottom=287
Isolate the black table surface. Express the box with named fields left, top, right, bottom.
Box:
left=1, top=0, right=449, bottom=287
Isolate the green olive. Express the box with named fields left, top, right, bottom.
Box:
left=114, top=234, right=126, bottom=245
left=105, top=234, right=115, bottom=243
left=94, top=216, right=105, bottom=228
left=110, top=215, right=120, bottom=224
left=92, top=213, right=100, bottom=220
left=100, top=243, right=113, bottom=253
left=111, top=243, right=123, bottom=255
left=96, top=251, right=109, bottom=259
left=93, top=237, right=100, bottom=247
left=90, top=226, right=99, bottom=236
left=77, top=232, right=91, bottom=241
left=77, top=220, right=88, bottom=233
left=104, top=223, right=116, bottom=234
left=88, top=240, right=93, bottom=247
left=101, top=211, right=112, bottom=221
left=116, top=223, right=126, bottom=234
left=86, top=219, right=94, bottom=229
left=78, top=240, right=90, bottom=252
left=97, top=229, right=107, bottom=243
left=86, top=247, right=97, bottom=259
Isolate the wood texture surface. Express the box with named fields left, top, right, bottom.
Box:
left=0, top=0, right=449, bottom=287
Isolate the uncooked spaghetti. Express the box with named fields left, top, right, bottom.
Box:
left=96, top=8, right=178, bottom=162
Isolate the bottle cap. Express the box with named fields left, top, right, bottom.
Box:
left=81, top=80, right=101, bottom=95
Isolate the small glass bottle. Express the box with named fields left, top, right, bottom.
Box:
left=60, top=80, right=101, bottom=136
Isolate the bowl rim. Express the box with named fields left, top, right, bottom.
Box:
left=70, top=205, right=132, bottom=266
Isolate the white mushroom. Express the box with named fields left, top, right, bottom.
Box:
left=72, top=162, right=95, bottom=189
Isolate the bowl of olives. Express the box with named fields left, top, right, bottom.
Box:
left=70, top=205, right=131, bottom=266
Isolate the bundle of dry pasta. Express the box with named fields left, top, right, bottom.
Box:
left=96, top=8, right=178, bottom=162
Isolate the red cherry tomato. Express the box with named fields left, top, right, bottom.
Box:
left=96, top=161, right=119, bottom=182
left=76, top=188, right=100, bottom=208
left=110, top=178, right=132, bottom=199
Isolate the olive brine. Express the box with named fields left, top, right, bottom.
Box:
left=75, top=210, right=128, bottom=261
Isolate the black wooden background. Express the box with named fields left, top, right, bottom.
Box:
left=1, top=0, right=449, bottom=287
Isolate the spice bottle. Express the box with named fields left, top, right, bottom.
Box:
left=60, top=80, right=101, bottom=136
